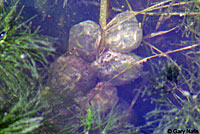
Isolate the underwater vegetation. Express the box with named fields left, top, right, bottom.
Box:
left=0, top=0, right=54, bottom=89
left=53, top=104, right=139, bottom=134
left=0, top=1, right=54, bottom=134
left=141, top=58, right=200, bottom=133
left=136, top=0, right=200, bottom=133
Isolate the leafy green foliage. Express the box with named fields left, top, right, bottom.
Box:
left=181, top=0, right=200, bottom=38
left=144, top=95, right=200, bottom=134
left=85, top=107, right=93, bottom=132
left=0, top=86, right=44, bottom=134
left=58, top=105, right=139, bottom=134
left=133, top=1, right=200, bottom=133
left=0, top=1, right=55, bottom=134
left=141, top=50, right=200, bottom=133
left=0, top=0, right=55, bottom=90
left=1, top=117, right=43, bottom=134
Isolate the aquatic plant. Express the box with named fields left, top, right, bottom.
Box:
left=0, top=0, right=54, bottom=90
left=128, top=0, right=200, bottom=133
left=144, top=93, right=200, bottom=133
left=0, top=1, right=54, bottom=134
left=0, top=85, right=44, bottom=134
left=140, top=57, right=200, bottom=133
left=57, top=104, right=139, bottom=134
